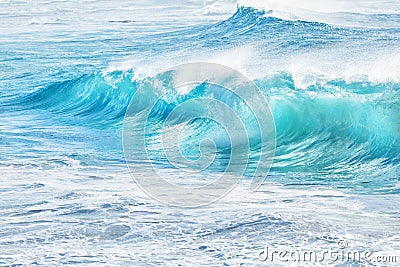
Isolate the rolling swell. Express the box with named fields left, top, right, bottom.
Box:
left=15, top=69, right=400, bottom=181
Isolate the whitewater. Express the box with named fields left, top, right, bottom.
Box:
left=0, top=0, right=399, bottom=266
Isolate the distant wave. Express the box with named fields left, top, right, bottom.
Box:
left=234, top=0, right=400, bottom=27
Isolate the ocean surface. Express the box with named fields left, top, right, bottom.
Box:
left=0, top=0, right=399, bottom=266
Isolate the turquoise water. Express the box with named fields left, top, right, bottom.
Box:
left=1, top=0, right=399, bottom=266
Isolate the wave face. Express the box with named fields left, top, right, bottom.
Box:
left=12, top=66, right=399, bottom=191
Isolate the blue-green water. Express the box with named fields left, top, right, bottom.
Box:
left=0, top=1, right=399, bottom=266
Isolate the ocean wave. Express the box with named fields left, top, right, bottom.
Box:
left=234, top=0, right=400, bottom=27
left=14, top=68, right=399, bottom=179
